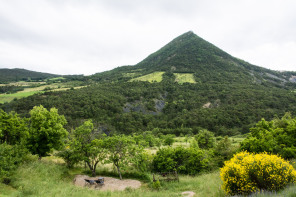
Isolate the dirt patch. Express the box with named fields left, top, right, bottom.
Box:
left=73, top=175, right=141, bottom=191
left=182, top=191, right=196, bottom=197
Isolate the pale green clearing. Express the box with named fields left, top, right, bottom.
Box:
left=0, top=81, right=46, bottom=87
left=0, top=84, right=87, bottom=103
left=130, top=72, right=165, bottom=83
left=0, top=91, right=43, bottom=103
left=174, top=73, right=196, bottom=84
left=47, top=77, right=66, bottom=81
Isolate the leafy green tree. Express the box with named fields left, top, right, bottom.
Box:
left=152, top=146, right=209, bottom=174
left=0, top=110, right=28, bottom=145
left=163, top=134, right=175, bottom=146
left=58, top=120, right=107, bottom=176
left=214, top=136, right=236, bottom=167
left=132, top=151, right=154, bottom=172
left=27, top=105, right=67, bottom=159
left=195, top=129, right=215, bottom=149
left=152, top=147, right=176, bottom=173
left=104, top=135, right=136, bottom=180
left=240, top=113, right=296, bottom=159
left=73, top=120, right=107, bottom=176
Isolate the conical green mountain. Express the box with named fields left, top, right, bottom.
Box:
left=2, top=31, right=296, bottom=136
left=92, top=31, right=294, bottom=85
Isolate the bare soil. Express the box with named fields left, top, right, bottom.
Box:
left=182, top=191, right=196, bottom=197
left=73, top=175, right=141, bottom=191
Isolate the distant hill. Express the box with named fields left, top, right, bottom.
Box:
left=91, top=31, right=296, bottom=86
left=0, top=68, right=60, bottom=83
left=2, top=32, right=296, bottom=136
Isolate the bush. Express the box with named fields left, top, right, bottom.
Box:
left=152, top=180, right=161, bottom=190
left=220, top=151, right=296, bottom=195
left=54, top=148, right=81, bottom=168
left=240, top=113, right=296, bottom=159
left=152, top=147, right=210, bottom=175
left=0, top=143, right=36, bottom=183
left=195, top=129, right=215, bottom=149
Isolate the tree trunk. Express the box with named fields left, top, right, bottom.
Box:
left=86, top=161, right=96, bottom=177
left=116, top=165, right=122, bottom=180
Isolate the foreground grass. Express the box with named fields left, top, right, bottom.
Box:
left=1, top=160, right=296, bottom=197
left=1, top=160, right=225, bottom=197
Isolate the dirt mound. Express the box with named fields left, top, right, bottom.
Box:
left=73, top=175, right=141, bottom=191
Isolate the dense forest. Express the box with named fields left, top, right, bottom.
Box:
left=1, top=32, right=296, bottom=136
left=0, top=68, right=62, bottom=83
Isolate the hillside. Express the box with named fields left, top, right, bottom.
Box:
left=91, top=31, right=296, bottom=86
left=1, top=32, right=296, bottom=135
left=0, top=68, right=60, bottom=83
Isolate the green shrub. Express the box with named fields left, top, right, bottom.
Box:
left=54, top=148, right=81, bottom=168
left=220, top=151, right=296, bottom=195
left=152, top=147, right=210, bottom=175
left=214, top=136, right=237, bottom=167
left=152, top=180, right=161, bottom=190
left=195, top=129, right=215, bottom=149
left=240, top=113, right=296, bottom=159
left=0, top=143, right=35, bottom=182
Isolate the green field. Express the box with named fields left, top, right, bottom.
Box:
left=130, top=72, right=165, bottom=83
left=174, top=73, right=196, bottom=84
left=0, top=82, right=86, bottom=103
left=0, top=91, right=43, bottom=103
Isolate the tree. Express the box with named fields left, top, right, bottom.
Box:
left=104, top=135, right=135, bottom=180
left=152, top=146, right=209, bottom=175
left=214, top=136, right=236, bottom=167
left=163, top=134, right=175, bottom=146
left=27, top=105, right=67, bottom=159
left=0, top=110, right=28, bottom=145
left=195, top=129, right=215, bottom=149
left=70, top=120, right=107, bottom=176
left=240, top=113, right=296, bottom=159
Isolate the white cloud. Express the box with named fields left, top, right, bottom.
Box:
left=0, top=0, right=295, bottom=74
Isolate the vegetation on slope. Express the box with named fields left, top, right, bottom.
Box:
left=174, top=73, right=196, bottom=84
left=0, top=68, right=60, bottom=83
left=130, top=72, right=165, bottom=83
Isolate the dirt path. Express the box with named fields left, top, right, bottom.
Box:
left=73, top=175, right=141, bottom=191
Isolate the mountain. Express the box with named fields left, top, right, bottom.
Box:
left=2, top=32, right=296, bottom=136
left=0, top=68, right=61, bottom=83
left=91, top=31, right=296, bottom=86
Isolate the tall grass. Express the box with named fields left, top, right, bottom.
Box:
left=2, top=160, right=225, bottom=197
left=2, top=157, right=295, bottom=196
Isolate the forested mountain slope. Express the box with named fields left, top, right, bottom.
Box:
left=0, top=68, right=61, bottom=83
left=1, top=32, right=296, bottom=136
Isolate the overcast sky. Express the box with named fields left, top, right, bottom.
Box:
left=0, top=0, right=295, bottom=75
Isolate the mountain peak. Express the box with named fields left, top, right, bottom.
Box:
left=135, top=31, right=233, bottom=73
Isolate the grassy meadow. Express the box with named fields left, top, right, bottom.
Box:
left=174, top=73, right=196, bottom=84
left=130, top=72, right=165, bottom=83
left=0, top=81, right=86, bottom=104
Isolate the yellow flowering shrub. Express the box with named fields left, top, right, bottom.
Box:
left=220, top=151, right=296, bottom=195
